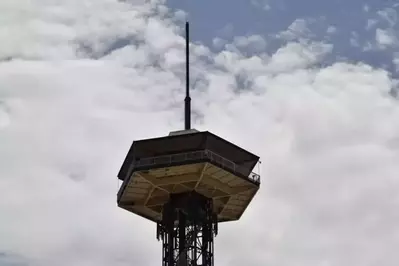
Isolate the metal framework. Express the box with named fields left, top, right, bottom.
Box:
left=157, top=192, right=218, bottom=266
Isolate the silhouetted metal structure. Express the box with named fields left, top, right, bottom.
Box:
left=117, top=22, right=260, bottom=266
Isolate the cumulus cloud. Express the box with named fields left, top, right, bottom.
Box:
left=2, top=1, right=399, bottom=266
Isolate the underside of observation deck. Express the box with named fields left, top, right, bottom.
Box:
left=117, top=130, right=260, bottom=223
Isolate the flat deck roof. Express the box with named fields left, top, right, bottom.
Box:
left=118, top=131, right=259, bottom=181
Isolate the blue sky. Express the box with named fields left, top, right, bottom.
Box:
left=167, top=0, right=398, bottom=74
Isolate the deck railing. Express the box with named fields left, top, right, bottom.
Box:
left=134, top=150, right=260, bottom=184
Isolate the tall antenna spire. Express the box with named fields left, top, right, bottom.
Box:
left=184, top=21, right=191, bottom=130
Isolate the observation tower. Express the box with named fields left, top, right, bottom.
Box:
left=117, top=22, right=261, bottom=266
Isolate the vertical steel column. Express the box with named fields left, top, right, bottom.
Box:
left=157, top=192, right=217, bottom=266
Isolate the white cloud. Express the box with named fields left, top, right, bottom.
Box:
left=173, top=9, right=187, bottom=22
left=221, top=35, right=267, bottom=54
left=393, top=52, right=399, bottom=72
left=366, top=6, right=399, bottom=51
left=267, top=41, right=332, bottom=72
left=326, top=26, right=337, bottom=34
left=377, top=8, right=397, bottom=27
left=366, top=19, right=378, bottom=30
left=350, top=31, right=360, bottom=47
left=250, top=0, right=271, bottom=11
left=233, top=35, right=267, bottom=51
left=375, top=28, right=398, bottom=49
left=277, top=18, right=313, bottom=41
left=212, top=37, right=227, bottom=49
left=2, top=1, right=399, bottom=266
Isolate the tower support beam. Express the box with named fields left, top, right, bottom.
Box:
left=157, top=192, right=218, bottom=266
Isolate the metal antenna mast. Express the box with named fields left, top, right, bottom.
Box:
left=184, top=21, right=191, bottom=130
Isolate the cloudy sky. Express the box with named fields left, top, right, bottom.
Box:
left=1, top=0, right=399, bottom=265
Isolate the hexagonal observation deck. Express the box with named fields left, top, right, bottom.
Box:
left=117, top=129, right=260, bottom=224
